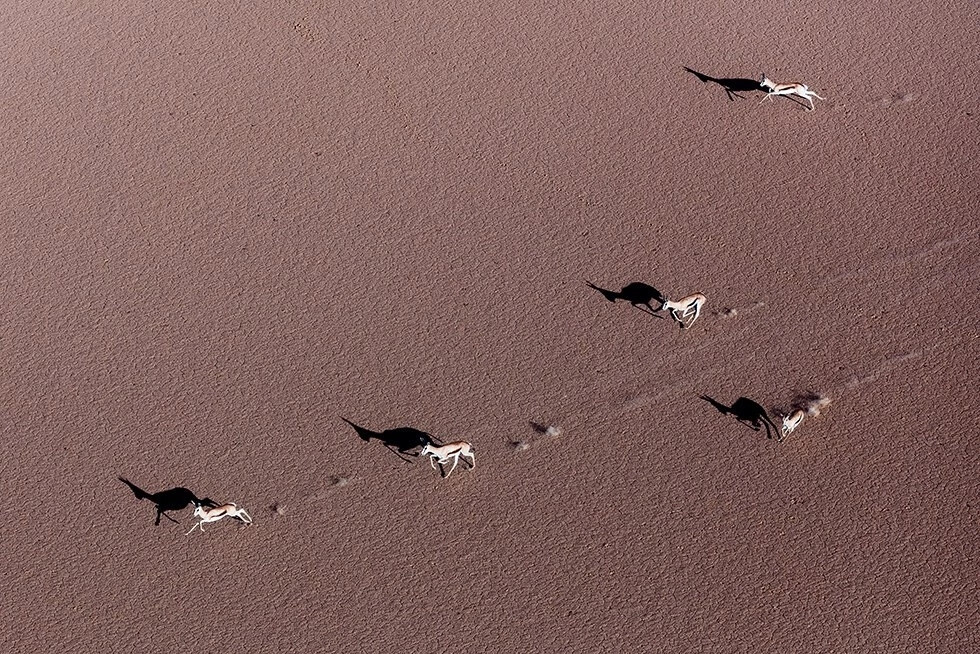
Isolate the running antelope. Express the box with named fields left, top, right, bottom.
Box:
left=185, top=502, right=253, bottom=535
left=661, top=293, right=707, bottom=328
left=759, top=74, right=826, bottom=111
left=420, top=441, right=475, bottom=478
left=780, top=409, right=806, bottom=441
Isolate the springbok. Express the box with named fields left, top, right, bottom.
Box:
left=420, top=441, right=475, bottom=478
left=185, top=502, right=253, bottom=535
left=780, top=409, right=806, bottom=441
left=759, top=74, right=825, bottom=111
left=661, top=293, right=707, bottom=328
left=779, top=394, right=832, bottom=441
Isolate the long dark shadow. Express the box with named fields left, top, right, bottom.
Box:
left=683, top=67, right=763, bottom=102
left=700, top=395, right=778, bottom=440
left=586, top=280, right=665, bottom=317
left=341, top=417, right=434, bottom=462
left=118, top=477, right=216, bottom=526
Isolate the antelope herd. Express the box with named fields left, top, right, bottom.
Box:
left=128, top=69, right=832, bottom=533
left=132, top=282, right=829, bottom=534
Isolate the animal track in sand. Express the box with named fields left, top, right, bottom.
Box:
left=844, top=349, right=924, bottom=389
left=291, top=19, right=317, bottom=43
left=711, top=301, right=765, bottom=319
left=512, top=423, right=564, bottom=451
left=623, top=394, right=659, bottom=411
left=300, top=476, right=354, bottom=504
left=879, top=92, right=917, bottom=107
left=827, top=234, right=971, bottom=284
left=911, top=235, right=967, bottom=260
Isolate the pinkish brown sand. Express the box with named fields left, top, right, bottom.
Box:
left=1, top=2, right=977, bottom=652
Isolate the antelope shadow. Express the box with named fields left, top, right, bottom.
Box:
left=700, top=395, right=778, bottom=440
left=341, top=417, right=434, bottom=462
left=586, top=281, right=665, bottom=317
left=683, top=67, right=763, bottom=102
left=118, top=477, right=217, bottom=526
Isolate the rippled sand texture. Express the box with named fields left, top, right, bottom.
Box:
left=1, top=2, right=977, bottom=652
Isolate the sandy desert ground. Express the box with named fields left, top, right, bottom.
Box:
left=1, top=1, right=977, bottom=652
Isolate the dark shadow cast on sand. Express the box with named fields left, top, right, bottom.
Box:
left=700, top=395, right=778, bottom=440
left=118, top=477, right=217, bottom=526
left=683, top=67, right=763, bottom=102
left=341, top=417, right=434, bottom=462
left=586, top=281, right=665, bottom=317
